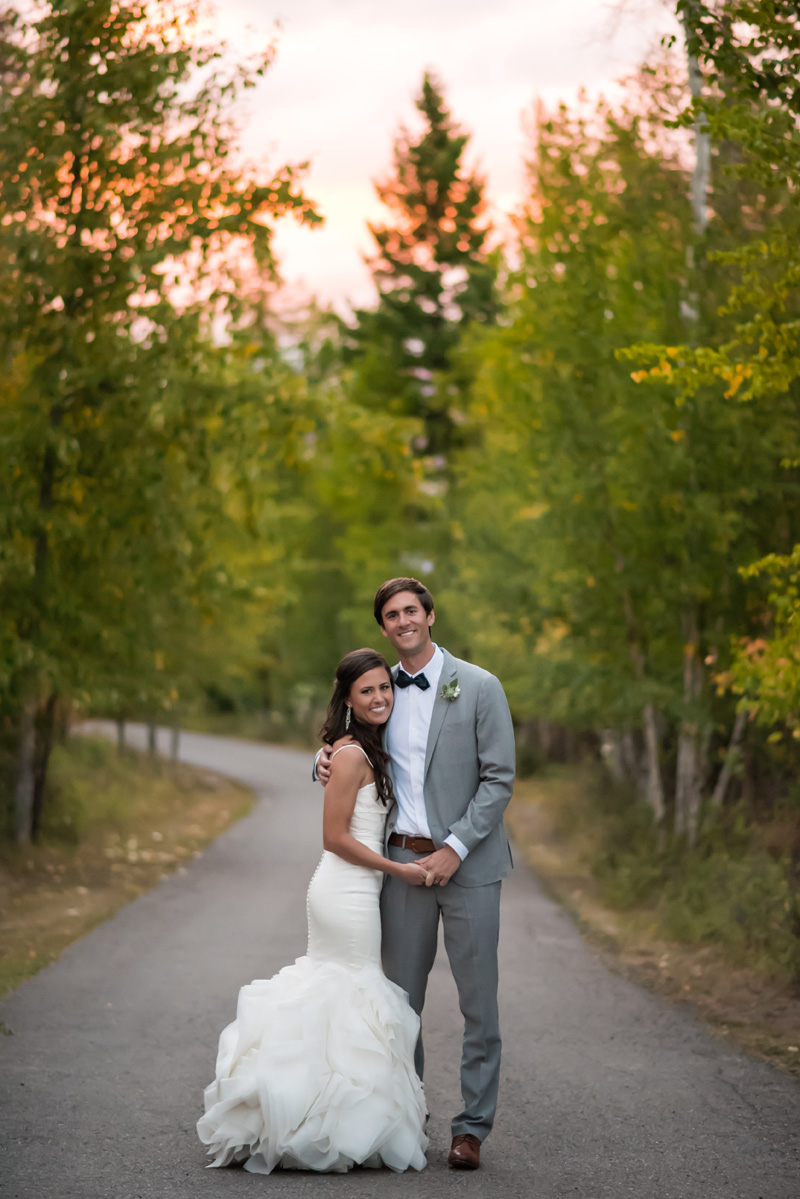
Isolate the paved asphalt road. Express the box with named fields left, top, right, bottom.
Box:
left=1, top=725, right=798, bottom=1199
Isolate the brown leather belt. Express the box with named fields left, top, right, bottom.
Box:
left=388, top=832, right=436, bottom=854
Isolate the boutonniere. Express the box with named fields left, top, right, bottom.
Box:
left=440, top=678, right=461, bottom=702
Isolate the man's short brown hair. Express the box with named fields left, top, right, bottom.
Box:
left=373, top=577, right=435, bottom=626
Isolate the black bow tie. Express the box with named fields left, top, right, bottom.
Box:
left=395, top=669, right=430, bottom=691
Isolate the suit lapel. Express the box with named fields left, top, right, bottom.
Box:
left=424, top=649, right=457, bottom=779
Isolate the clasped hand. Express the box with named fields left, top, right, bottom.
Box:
left=400, top=847, right=458, bottom=887
left=317, top=743, right=459, bottom=887
left=395, top=848, right=460, bottom=887
left=400, top=861, right=431, bottom=886
left=415, top=845, right=460, bottom=887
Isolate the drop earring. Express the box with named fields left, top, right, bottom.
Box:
left=345, top=706, right=351, bottom=731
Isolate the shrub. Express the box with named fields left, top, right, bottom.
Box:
left=38, top=736, right=154, bottom=844
left=590, top=789, right=668, bottom=908
left=660, top=850, right=800, bottom=977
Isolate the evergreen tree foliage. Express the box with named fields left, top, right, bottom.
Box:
left=348, top=72, right=497, bottom=455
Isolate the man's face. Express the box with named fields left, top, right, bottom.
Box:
left=380, top=590, right=435, bottom=657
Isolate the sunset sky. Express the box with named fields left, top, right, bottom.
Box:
left=217, top=0, right=677, bottom=311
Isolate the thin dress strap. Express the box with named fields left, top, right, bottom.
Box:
left=330, top=743, right=373, bottom=768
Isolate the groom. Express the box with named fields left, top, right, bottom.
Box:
left=317, top=577, right=515, bottom=1170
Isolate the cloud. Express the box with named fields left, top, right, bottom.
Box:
left=214, top=0, right=678, bottom=306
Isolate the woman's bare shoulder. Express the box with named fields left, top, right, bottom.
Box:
left=331, top=735, right=357, bottom=752
left=327, top=738, right=369, bottom=781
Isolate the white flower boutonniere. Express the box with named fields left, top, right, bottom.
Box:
left=440, top=678, right=461, bottom=702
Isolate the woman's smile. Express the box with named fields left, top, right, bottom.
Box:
left=348, top=666, right=394, bottom=725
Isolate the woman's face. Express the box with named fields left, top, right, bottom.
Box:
left=348, top=666, right=393, bottom=727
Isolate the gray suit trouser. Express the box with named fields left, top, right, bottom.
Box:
left=380, top=845, right=502, bottom=1141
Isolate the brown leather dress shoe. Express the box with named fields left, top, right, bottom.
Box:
left=449, top=1133, right=481, bottom=1169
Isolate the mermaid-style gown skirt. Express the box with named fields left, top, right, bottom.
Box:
left=197, top=785, right=427, bottom=1173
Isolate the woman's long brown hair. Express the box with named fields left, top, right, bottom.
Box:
left=320, top=648, right=395, bottom=807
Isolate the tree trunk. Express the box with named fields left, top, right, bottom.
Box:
left=680, top=6, right=711, bottom=321
left=600, top=730, right=625, bottom=782
left=674, top=609, right=705, bottom=845
left=683, top=13, right=711, bottom=241
left=619, top=731, right=650, bottom=801
left=620, top=731, right=637, bottom=778
left=641, top=703, right=666, bottom=825
left=671, top=18, right=711, bottom=847
left=55, top=702, right=69, bottom=745
left=710, top=707, right=748, bottom=809
left=621, top=584, right=665, bottom=824
left=170, top=722, right=180, bottom=761
left=674, top=729, right=699, bottom=841
left=148, top=723, right=157, bottom=757
left=31, top=692, right=58, bottom=841
left=116, top=718, right=126, bottom=754
left=14, top=699, right=37, bottom=844
left=601, top=729, right=643, bottom=793
left=13, top=395, right=62, bottom=842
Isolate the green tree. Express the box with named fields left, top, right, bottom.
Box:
left=449, top=58, right=800, bottom=839
left=348, top=71, right=498, bottom=457
left=260, top=354, right=427, bottom=714
left=624, top=1, right=800, bottom=759
left=722, top=547, right=800, bottom=739
left=449, top=76, right=693, bottom=823
left=0, top=1, right=318, bottom=841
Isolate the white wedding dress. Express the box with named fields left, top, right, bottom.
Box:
left=197, top=747, right=428, bottom=1174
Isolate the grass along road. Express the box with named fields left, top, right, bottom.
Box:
left=0, top=735, right=252, bottom=1001
left=506, top=769, right=800, bottom=1079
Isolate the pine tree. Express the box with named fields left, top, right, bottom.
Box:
left=349, top=72, right=497, bottom=456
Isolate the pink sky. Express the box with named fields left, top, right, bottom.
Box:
left=216, top=0, right=677, bottom=311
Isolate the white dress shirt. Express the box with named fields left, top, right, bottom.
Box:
left=386, top=644, right=468, bottom=861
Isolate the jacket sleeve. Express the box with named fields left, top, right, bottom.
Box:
left=446, top=673, right=515, bottom=852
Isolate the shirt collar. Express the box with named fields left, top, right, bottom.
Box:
left=404, top=643, right=444, bottom=688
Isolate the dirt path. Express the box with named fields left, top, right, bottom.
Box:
left=1, top=725, right=798, bottom=1198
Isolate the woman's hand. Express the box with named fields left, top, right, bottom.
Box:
left=397, top=861, right=430, bottom=886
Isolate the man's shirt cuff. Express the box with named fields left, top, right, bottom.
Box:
left=444, top=833, right=469, bottom=861
left=312, top=748, right=322, bottom=782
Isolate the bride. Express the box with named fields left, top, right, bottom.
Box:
left=197, top=648, right=429, bottom=1174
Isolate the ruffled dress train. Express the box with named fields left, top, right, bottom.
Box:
left=197, top=783, right=427, bottom=1173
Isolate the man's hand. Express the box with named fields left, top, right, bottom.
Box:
left=416, top=845, right=460, bottom=887
left=317, top=744, right=333, bottom=786
left=398, top=861, right=431, bottom=887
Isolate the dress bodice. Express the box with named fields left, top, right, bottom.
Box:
left=304, top=771, right=388, bottom=972
left=348, top=783, right=385, bottom=849
left=327, top=743, right=386, bottom=851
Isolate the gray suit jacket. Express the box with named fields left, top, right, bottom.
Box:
left=385, top=649, right=515, bottom=888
